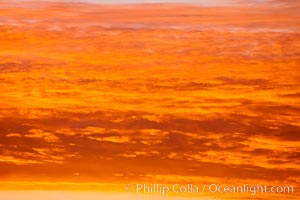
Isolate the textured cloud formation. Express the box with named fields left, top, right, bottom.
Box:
left=0, top=1, right=299, bottom=199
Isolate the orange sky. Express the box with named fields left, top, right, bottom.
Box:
left=0, top=1, right=299, bottom=199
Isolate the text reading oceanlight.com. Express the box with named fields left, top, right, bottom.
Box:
left=125, top=183, right=294, bottom=196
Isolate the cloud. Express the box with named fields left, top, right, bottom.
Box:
left=25, top=129, right=60, bottom=143
left=0, top=0, right=299, bottom=192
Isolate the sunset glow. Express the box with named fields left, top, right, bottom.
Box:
left=0, top=0, right=299, bottom=199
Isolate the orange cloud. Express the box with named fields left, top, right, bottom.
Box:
left=0, top=1, right=299, bottom=199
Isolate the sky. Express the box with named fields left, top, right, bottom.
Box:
left=0, top=0, right=299, bottom=200
left=7, top=0, right=272, bottom=5
left=55, top=0, right=251, bottom=4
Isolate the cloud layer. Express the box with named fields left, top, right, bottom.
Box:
left=0, top=1, right=299, bottom=199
